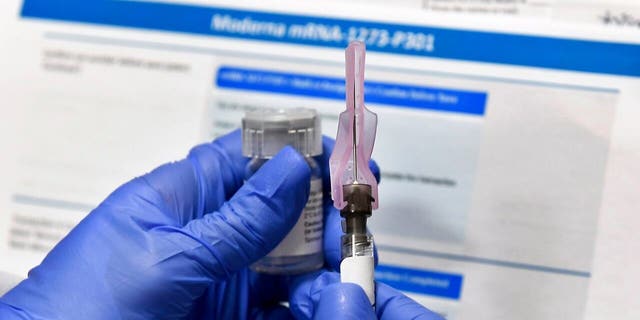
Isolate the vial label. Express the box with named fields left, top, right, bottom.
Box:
left=267, top=178, right=323, bottom=257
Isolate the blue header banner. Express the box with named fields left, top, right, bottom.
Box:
left=216, top=66, right=487, bottom=115
left=22, top=0, right=640, bottom=77
left=376, top=264, right=464, bottom=300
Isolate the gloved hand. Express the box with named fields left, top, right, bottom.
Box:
left=289, top=271, right=444, bottom=320
left=0, top=129, right=442, bottom=320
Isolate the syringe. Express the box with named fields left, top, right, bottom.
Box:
left=329, top=41, right=378, bottom=305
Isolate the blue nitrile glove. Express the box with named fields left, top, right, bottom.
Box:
left=0, top=129, right=441, bottom=319
left=0, top=130, right=310, bottom=319
left=288, top=271, right=444, bottom=320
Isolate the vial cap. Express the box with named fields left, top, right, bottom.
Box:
left=242, top=108, right=322, bottom=158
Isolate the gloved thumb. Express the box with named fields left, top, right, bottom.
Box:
left=376, top=282, right=444, bottom=320
left=160, top=146, right=311, bottom=279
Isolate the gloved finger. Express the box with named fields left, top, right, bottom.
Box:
left=288, top=270, right=339, bottom=320
left=288, top=270, right=375, bottom=320
left=159, top=146, right=311, bottom=279
left=317, top=136, right=380, bottom=202
left=323, top=204, right=342, bottom=271
left=323, top=204, right=378, bottom=272
left=139, top=129, right=248, bottom=225
left=289, top=271, right=443, bottom=320
left=375, top=282, right=444, bottom=320
left=314, top=283, right=377, bottom=320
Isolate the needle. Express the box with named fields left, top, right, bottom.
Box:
left=352, top=77, right=359, bottom=184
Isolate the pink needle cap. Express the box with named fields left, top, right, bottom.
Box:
left=329, top=41, right=379, bottom=210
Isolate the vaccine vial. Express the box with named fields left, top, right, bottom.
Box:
left=242, top=108, right=324, bottom=274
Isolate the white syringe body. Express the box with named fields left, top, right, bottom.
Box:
left=340, top=233, right=375, bottom=305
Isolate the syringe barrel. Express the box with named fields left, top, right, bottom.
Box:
left=341, top=232, right=374, bottom=259
left=340, top=215, right=375, bottom=306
